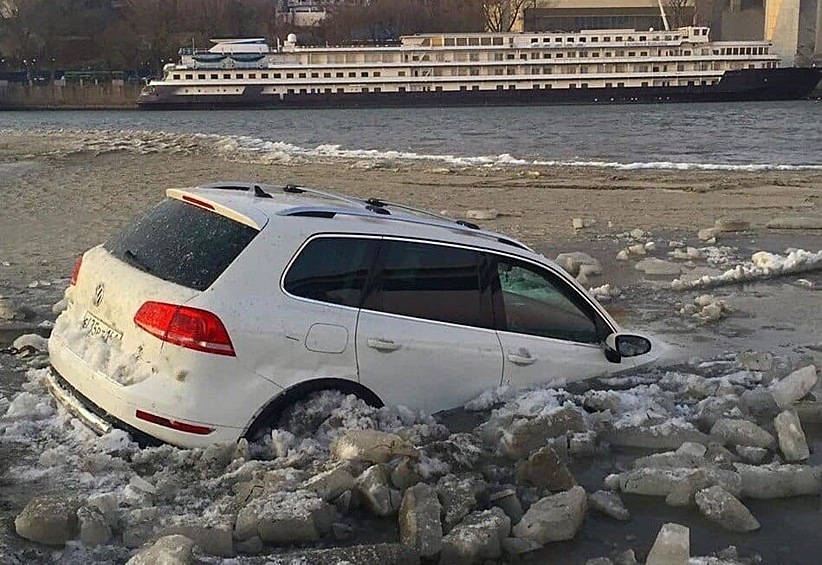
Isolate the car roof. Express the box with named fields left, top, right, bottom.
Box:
left=167, top=181, right=535, bottom=255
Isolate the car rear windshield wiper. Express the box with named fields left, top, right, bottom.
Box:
left=124, top=249, right=152, bottom=273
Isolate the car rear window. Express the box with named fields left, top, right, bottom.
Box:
left=283, top=237, right=377, bottom=308
left=105, top=199, right=258, bottom=291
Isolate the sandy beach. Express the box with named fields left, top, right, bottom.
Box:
left=1, top=129, right=820, bottom=287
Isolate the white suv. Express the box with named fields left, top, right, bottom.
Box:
left=47, top=182, right=654, bottom=447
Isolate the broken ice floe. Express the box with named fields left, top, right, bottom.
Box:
left=588, top=284, right=621, bottom=303
left=671, top=248, right=822, bottom=290
left=676, top=294, right=732, bottom=324
left=2, top=348, right=821, bottom=562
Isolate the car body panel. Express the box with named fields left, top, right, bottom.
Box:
left=355, top=310, right=504, bottom=413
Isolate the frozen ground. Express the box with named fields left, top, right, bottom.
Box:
left=1, top=227, right=821, bottom=564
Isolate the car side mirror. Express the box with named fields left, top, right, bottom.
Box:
left=604, top=333, right=652, bottom=363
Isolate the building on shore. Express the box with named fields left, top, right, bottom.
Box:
left=764, top=0, right=820, bottom=65
left=519, top=0, right=695, bottom=33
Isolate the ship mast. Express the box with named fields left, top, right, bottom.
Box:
left=656, top=0, right=671, bottom=30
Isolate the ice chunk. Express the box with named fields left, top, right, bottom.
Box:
left=695, top=486, right=760, bottom=532
left=512, top=486, right=587, bottom=544
left=774, top=410, right=810, bottom=462
left=770, top=365, right=818, bottom=409
left=645, top=523, right=689, bottom=565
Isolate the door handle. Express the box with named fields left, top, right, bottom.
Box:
left=507, top=350, right=536, bottom=365
left=367, top=338, right=401, bottom=352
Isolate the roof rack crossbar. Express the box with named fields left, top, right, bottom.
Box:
left=283, top=184, right=369, bottom=208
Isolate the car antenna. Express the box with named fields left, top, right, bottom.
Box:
left=253, top=185, right=272, bottom=198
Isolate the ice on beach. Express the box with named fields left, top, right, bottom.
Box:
left=589, top=284, right=621, bottom=303
left=464, top=386, right=513, bottom=412
left=3, top=390, right=54, bottom=421
left=1, top=326, right=815, bottom=562
left=671, top=248, right=822, bottom=290
left=12, top=333, right=49, bottom=352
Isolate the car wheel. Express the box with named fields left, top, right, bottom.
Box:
left=244, top=380, right=383, bottom=444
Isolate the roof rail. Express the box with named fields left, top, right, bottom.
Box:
left=199, top=181, right=532, bottom=251
left=282, top=184, right=371, bottom=210
left=282, top=183, right=485, bottom=230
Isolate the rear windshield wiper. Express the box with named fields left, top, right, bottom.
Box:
left=124, top=249, right=152, bottom=273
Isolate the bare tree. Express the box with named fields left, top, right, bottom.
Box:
left=0, top=0, right=487, bottom=70
left=692, top=0, right=715, bottom=27
left=0, top=0, right=51, bottom=65
left=122, top=0, right=181, bottom=73
left=483, top=0, right=529, bottom=32
left=320, top=0, right=483, bottom=45
left=665, top=0, right=693, bottom=29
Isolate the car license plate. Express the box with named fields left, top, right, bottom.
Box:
left=82, top=311, right=122, bottom=343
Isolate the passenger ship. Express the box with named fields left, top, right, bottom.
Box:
left=137, top=26, right=822, bottom=109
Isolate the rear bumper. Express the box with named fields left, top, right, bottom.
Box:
left=46, top=368, right=165, bottom=446
left=46, top=368, right=113, bottom=436
left=47, top=333, right=244, bottom=447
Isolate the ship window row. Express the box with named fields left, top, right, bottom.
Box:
left=182, top=77, right=722, bottom=97
left=174, top=60, right=762, bottom=83
left=442, top=37, right=504, bottom=46
left=436, top=32, right=703, bottom=47
left=175, top=48, right=768, bottom=81
left=528, top=33, right=680, bottom=45
left=177, top=70, right=388, bottom=81
left=715, top=46, right=767, bottom=55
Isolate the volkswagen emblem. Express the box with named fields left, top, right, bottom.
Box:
left=93, top=283, right=105, bottom=307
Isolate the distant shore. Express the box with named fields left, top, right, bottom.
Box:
left=1, top=130, right=820, bottom=288
left=0, top=83, right=139, bottom=110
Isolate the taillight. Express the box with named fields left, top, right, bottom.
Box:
left=134, top=301, right=236, bottom=356
left=70, top=255, right=83, bottom=286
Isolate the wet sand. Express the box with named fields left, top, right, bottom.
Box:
left=1, top=130, right=820, bottom=288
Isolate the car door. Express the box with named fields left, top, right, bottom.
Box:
left=259, top=235, right=379, bottom=388
left=489, top=253, right=629, bottom=389
left=356, top=239, right=504, bottom=413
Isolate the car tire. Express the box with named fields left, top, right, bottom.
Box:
left=244, top=379, right=383, bottom=442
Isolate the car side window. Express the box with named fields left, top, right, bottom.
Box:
left=283, top=237, right=376, bottom=307
left=366, top=240, right=489, bottom=328
left=494, top=257, right=600, bottom=344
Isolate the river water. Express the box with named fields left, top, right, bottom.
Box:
left=2, top=100, right=822, bottom=169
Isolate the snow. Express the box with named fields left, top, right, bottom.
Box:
left=51, top=304, right=155, bottom=386
left=464, top=386, right=512, bottom=411
left=671, top=248, right=822, bottom=290
left=12, top=334, right=49, bottom=352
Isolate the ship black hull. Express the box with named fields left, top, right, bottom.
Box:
left=138, top=67, right=822, bottom=110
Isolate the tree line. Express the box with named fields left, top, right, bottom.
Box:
left=0, top=0, right=702, bottom=74
left=0, top=0, right=490, bottom=73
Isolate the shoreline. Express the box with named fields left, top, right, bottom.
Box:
left=1, top=129, right=820, bottom=287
